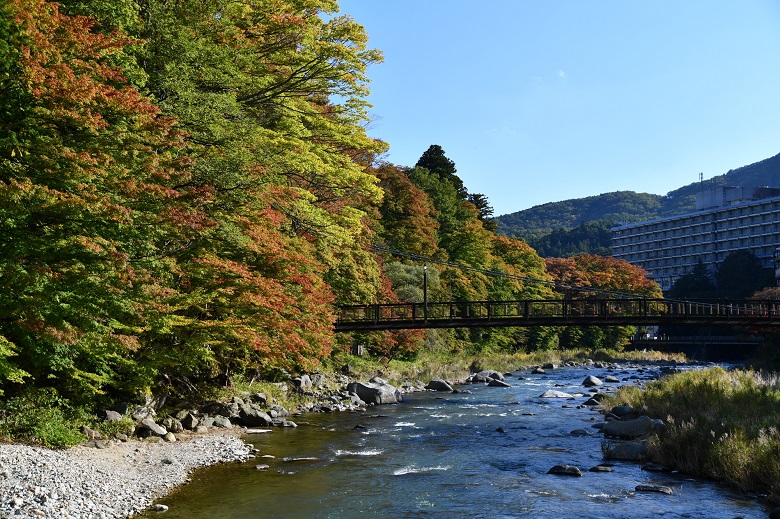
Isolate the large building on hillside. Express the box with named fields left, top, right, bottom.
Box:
left=611, top=186, right=780, bottom=291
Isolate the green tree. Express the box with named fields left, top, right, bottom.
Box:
left=715, top=251, right=774, bottom=299
left=666, top=259, right=717, bottom=299
left=0, top=0, right=191, bottom=399
left=415, top=144, right=466, bottom=199
left=467, top=193, right=498, bottom=232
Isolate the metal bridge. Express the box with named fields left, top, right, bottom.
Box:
left=335, top=298, right=780, bottom=332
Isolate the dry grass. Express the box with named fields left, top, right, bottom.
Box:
left=609, top=367, right=780, bottom=502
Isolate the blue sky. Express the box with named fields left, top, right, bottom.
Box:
left=336, top=1, right=780, bottom=217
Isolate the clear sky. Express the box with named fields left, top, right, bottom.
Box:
left=336, top=1, right=780, bottom=217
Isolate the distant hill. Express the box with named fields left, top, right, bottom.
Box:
left=497, top=152, right=780, bottom=256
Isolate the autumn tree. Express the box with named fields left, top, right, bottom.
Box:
left=0, top=0, right=195, bottom=399
left=373, top=163, right=439, bottom=256
left=545, top=254, right=662, bottom=349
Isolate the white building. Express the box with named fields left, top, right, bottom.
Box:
left=611, top=187, right=780, bottom=291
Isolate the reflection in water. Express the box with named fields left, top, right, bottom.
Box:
left=143, top=366, right=767, bottom=519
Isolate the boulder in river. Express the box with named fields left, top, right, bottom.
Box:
left=470, top=370, right=505, bottom=383
left=602, top=416, right=660, bottom=439
left=583, top=375, right=603, bottom=387
left=635, top=484, right=673, bottom=495
left=547, top=464, right=582, bottom=476
left=346, top=378, right=403, bottom=405
left=609, top=405, right=635, bottom=417
left=487, top=379, right=511, bottom=388
left=425, top=380, right=454, bottom=392
left=602, top=441, right=648, bottom=461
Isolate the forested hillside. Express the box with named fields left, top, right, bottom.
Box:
left=497, top=152, right=780, bottom=254
left=0, top=0, right=661, bottom=413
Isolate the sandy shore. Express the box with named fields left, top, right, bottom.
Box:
left=0, top=429, right=254, bottom=518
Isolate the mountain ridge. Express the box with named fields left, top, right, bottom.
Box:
left=496, top=152, right=780, bottom=249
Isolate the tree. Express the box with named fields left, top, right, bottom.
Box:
left=0, top=0, right=192, bottom=399
left=666, top=260, right=717, bottom=299
left=545, top=254, right=662, bottom=349
left=415, top=144, right=467, bottom=199
left=374, top=163, right=439, bottom=256
left=467, top=193, right=497, bottom=232
left=715, top=251, right=774, bottom=299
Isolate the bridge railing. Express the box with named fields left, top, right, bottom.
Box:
left=336, top=298, right=780, bottom=330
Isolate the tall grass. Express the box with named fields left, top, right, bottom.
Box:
left=609, top=368, right=780, bottom=501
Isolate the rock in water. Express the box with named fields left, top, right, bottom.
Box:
left=425, top=380, right=454, bottom=392
left=602, top=416, right=659, bottom=439
left=582, top=375, right=603, bottom=387
left=635, top=484, right=673, bottom=495
left=602, top=441, right=648, bottom=461
left=547, top=464, right=582, bottom=476
left=346, top=379, right=402, bottom=405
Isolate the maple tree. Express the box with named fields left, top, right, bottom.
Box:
left=545, top=254, right=662, bottom=349
left=0, top=0, right=192, bottom=399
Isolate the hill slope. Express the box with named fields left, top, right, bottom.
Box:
left=497, top=152, right=780, bottom=247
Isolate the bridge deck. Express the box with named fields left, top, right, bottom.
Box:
left=335, top=298, right=780, bottom=332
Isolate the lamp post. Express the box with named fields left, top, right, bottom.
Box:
left=423, top=264, right=428, bottom=323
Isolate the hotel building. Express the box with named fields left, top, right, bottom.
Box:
left=611, top=186, right=780, bottom=291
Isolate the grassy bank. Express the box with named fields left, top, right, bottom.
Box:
left=608, top=367, right=780, bottom=502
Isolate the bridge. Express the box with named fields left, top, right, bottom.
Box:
left=335, top=298, right=780, bottom=332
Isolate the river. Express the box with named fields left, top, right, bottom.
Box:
left=142, top=364, right=767, bottom=518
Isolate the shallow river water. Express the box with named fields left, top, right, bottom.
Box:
left=146, top=365, right=768, bottom=518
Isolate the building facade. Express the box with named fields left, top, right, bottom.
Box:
left=611, top=187, right=780, bottom=291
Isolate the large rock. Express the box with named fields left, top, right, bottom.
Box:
left=583, top=375, right=603, bottom=387
left=603, top=416, right=660, bottom=439
left=425, top=380, right=454, bottom=392
left=140, top=418, right=167, bottom=437
left=471, top=370, right=505, bottom=383
left=602, top=441, right=648, bottom=461
left=609, top=405, right=635, bottom=417
left=547, top=464, right=582, bottom=476
left=487, top=379, right=511, bottom=388
left=636, top=484, right=673, bottom=495
left=346, top=378, right=403, bottom=405
left=180, top=412, right=199, bottom=430
left=237, top=404, right=273, bottom=427
left=293, top=375, right=313, bottom=390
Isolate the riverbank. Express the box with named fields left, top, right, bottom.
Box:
left=0, top=349, right=706, bottom=519
left=0, top=430, right=254, bottom=518
left=608, top=367, right=780, bottom=505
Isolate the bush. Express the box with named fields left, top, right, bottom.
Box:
left=0, top=388, right=87, bottom=447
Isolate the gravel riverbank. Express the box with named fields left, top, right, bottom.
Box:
left=0, top=431, right=254, bottom=519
